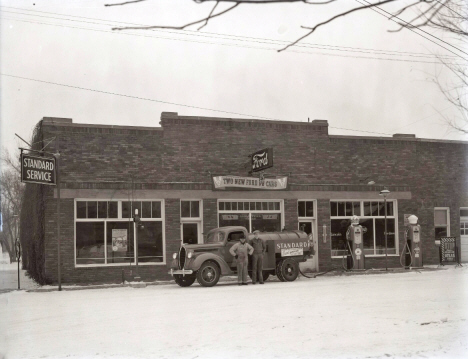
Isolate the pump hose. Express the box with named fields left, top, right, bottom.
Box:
left=400, top=242, right=413, bottom=268
left=341, top=241, right=355, bottom=270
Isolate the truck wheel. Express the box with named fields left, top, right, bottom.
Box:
left=276, top=260, right=286, bottom=282
left=277, top=258, right=299, bottom=282
left=196, top=261, right=220, bottom=287
left=174, top=273, right=196, bottom=287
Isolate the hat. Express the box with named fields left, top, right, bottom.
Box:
left=253, top=230, right=260, bottom=234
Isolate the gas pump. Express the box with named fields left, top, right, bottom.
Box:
left=401, top=215, right=423, bottom=268
left=346, top=215, right=366, bottom=270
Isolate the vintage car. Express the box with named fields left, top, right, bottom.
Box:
left=169, top=226, right=313, bottom=287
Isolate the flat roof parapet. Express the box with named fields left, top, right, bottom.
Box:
left=393, top=133, right=416, bottom=138
left=160, top=112, right=329, bottom=134
left=42, top=117, right=73, bottom=124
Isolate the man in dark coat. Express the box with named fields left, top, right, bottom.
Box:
left=251, top=230, right=266, bottom=284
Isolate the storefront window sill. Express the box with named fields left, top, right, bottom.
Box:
left=75, top=262, right=166, bottom=268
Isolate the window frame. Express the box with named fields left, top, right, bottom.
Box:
left=180, top=199, right=203, bottom=245
left=434, top=207, right=450, bottom=238
left=217, top=199, right=284, bottom=233
left=74, top=199, right=166, bottom=267
left=330, top=199, right=398, bottom=258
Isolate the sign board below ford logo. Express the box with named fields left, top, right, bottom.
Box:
left=21, top=153, right=56, bottom=185
left=212, top=175, right=288, bottom=190
left=251, top=148, right=273, bottom=172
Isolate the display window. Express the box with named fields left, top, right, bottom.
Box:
left=330, top=200, right=397, bottom=257
left=75, top=200, right=165, bottom=266
left=218, top=200, right=283, bottom=232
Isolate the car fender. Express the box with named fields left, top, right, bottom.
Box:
left=191, top=253, right=232, bottom=274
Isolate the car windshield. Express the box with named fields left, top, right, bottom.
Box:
left=206, top=231, right=224, bottom=243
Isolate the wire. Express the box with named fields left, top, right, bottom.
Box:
left=1, top=15, right=460, bottom=65
left=356, top=0, right=467, bottom=60
left=0, top=73, right=282, bottom=121
left=0, top=6, right=461, bottom=62
left=1, top=5, right=457, bottom=58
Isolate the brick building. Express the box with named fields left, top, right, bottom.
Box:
left=20, top=113, right=468, bottom=284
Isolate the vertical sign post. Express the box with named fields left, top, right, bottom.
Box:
left=56, top=139, right=61, bottom=291
left=20, top=139, right=60, bottom=290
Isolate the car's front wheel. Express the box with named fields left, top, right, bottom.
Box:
left=174, top=273, right=196, bottom=287
left=196, top=261, right=221, bottom=287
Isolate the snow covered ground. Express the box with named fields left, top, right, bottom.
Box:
left=1, top=266, right=467, bottom=359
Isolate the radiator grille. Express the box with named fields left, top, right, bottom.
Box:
left=178, top=247, right=186, bottom=269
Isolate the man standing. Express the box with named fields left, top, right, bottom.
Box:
left=251, top=230, right=266, bottom=284
left=229, top=234, right=254, bottom=285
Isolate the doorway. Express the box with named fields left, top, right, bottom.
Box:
left=460, top=208, right=468, bottom=262
left=299, top=220, right=318, bottom=272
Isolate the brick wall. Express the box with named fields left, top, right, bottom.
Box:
left=31, top=114, right=468, bottom=284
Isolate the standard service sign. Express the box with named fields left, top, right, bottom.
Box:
left=21, top=154, right=56, bottom=185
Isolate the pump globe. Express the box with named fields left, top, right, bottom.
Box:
left=408, top=215, right=418, bottom=225
left=351, top=215, right=360, bottom=225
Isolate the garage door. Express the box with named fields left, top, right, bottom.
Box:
left=460, top=213, right=468, bottom=263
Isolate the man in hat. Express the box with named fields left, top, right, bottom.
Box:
left=251, top=230, right=266, bottom=284
left=229, top=234, right=254, bottom=285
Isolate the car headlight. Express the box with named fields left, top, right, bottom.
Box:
left=187, top=251, right=193, bottom=259
left=173, top=253, right=177, bottom=259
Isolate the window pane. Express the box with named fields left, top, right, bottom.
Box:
left=256, top=202, right=261, bottom=211
left=250, top=202, right=255, bottom=211
left=219, top=213, right=249, bottom=231
left=330, top=202, right=337, bottom=217
left=435, top=227, right=447, bottom=239
left=306, top=202, right=314, bottom=217
left=345, top=202, right=352, bottom=216
left=231, top=202, right=238, bottom=211
left=371, top=202, right=379, bottom=216
left=191, top=201, right=200, bottom=217
left=268, top=202, right=274, bottom=211
left=243, top=202, right=250, bottom=211
left=363, top=202, right=371, bottom=216
left=107, top=222, right=134, bottom=264
left=122, top=201, right=131, bottom=218
left=375, top=218, right=396, bottom=255
left=182, top=223, right=198, bottom=245
left=141, top=202, right=151, bottom=218
left=360, top=218, right=374, bottom=255
left=238, top=202, right=244, bottom=211
left=108, top=202, right=118, bottom=218
left=133, top=201, right=142, bottom=218
left=76, top=222, right=105, bottom=264
left=434, top=210, right=447, bottom=226
left=77, top=201, right=87, bottom=218
left=181, top=201, right=190, bottom=218
left=262, top=202, right=268, bottom=210
left=252, top=213, right=281, bottom=232
left=225, top=202, right=231, bottom=211
left=87, top=202, right=97, bottom=218
left=386, top=202, right=394, bottom=216
left=98, top=201, right=107, bottom=218
left=353, top=202, right=360, bottom=216
left=152, top=202, right=161, bottom=218
left=219, top=202, right=224, bottom=211
left=337, top=202, right=345, bottom=217
left=460, top=209, right=468, bottom=217
left=138, top=221, right=163, bottom=262
left=377, top=202, right=385, bottom=216
left=298, top=201, right=305, bottom=217
left=274, top=202, right=280, bottom=210
left=331, top=219, right=350, bottom=256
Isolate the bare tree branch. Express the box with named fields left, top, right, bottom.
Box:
left=278, top=0, right=397, bottom=52
left=198, top=1, right=220, bottom=30
left=112, top=2, right=240, bottom=31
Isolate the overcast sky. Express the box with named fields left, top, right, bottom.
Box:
left=1, top=0, right=467, bottom=157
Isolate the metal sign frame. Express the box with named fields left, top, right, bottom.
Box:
left=21, top=152, right=56, bottom=186
left=251, top=147, right=274, bottom=173
left=439, top=237, right=462, bottom=267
